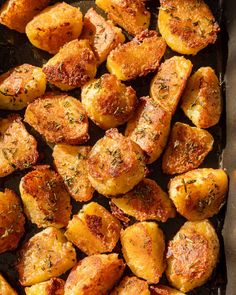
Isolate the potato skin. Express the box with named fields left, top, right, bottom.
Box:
left=25, top=278, right=65, bottom=295
left=81, top=74, right=137, bottom=129
left=0, top=273, right=18, bottom=295
left=166, top=220, right=219, bottom=292
left=150, top=285, right=185, bottom=295
left=64, top=254, right=125, bottom=295
left=111, top=276, right=150, bottom=295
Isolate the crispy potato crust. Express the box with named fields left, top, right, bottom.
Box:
left=150, top=285, right=185, bottom=295
left=111, top=276, right=150, bottom=295
left=0, top=273, right=18, bottom=295
left=25, top=278, right=65, bottom=295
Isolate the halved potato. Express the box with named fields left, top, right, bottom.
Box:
left=25, top=278, right=65, bottom=295
left=111, top=276, right=150, bottom=295
left=0, top=273, right=18, bottom=295
left=150, top=285, right=185, bottom=295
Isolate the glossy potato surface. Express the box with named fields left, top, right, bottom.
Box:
left=0, top=273, right=18, bottom=295
left=25, top=278, right=65, bottom=295
left=150, top=285, right=185, bottom=295
left=111, top=276, right=150, bottom=295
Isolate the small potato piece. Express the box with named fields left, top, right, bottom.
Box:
left=64, top=254, right=125, bottom=295
left=16, top=227, right=77, bottom=286
left=42, top=39, right=97, bottom=91
left=88, top=128, right=146, bottom=196
left=121, top=222, right=165, bottom=284
left=81, top=74, right=137, bottom=129
left=107, top=30, right=166, bottom=81
left=24, top=93, right=89, bottom=145
left=0, top=64, right=46, bottom=110
left=125, top=97, right=171, bottom=164
left=168, top=168, right=228, bottom=221
left=53, top=144, right=94, bottom=202
left=20, top=166, right=71, bottom=228
left=150, top=56, right=192, bottom=115
left=166, top=220, right=219, bottom=292
left=0, top=114, right=38, bottom=177
left=96, top=0, right=150, bottom=36
left=162, top=122, right=214, bottom=175
left=150, top=285, right=185, bottom=295
left=65, top=202, right=121, bottom=255
left=0, top=273, right=18, bottom=295
left=111, top=178, right=175, bottom=222
left=111, top=276, right=150, bottom=295
left=25, top=278, right=65, bottom=295
left=158, top=0, right=220, bottom=55
left=181, top=67, right=222, bottom=128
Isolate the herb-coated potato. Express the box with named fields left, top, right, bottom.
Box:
left=64, top=254, right=125, bottom=295
left=111, top=276, right=150, bottom=295
left=150, top=285, right=185, bottom=295
left=0, top=273, right=18, bottom=295
left=181, top=67, right=222, bottom=128
left=24, top=93, right=89, bottom=145
left=16, top=227, right=77, bottom=286
left=162, top=122, right=214, bottom=175
left=81, top=74, right=137, bottom=129
left=88, top=128, right=146, bottom=196
left=0, top=64, right=46, bottom=110
left=150, top=56, right=192, bottom=115
left=25, top=278, right=65, bottom=295
left=107, top=30, right=166, bottom=81
left=158, top=0, right=220, bottom=55
left=166, top=220, right=219, bottom=292
left=121, top=222, right=165, bottom=284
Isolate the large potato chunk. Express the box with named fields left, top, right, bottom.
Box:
left=150, top=56, right=192, bottom=115
left=166, top=220, right=219, bottom=292
left=158, top=0, right=220, bottom=55
left=0, top=273, right=18, bottom=295
left=16, top=227, right=77, bottom=286
left=150, top=285, right=185, bottom=295
left=88, top=128, right=146, bottom=196
left=0, top=114, right=38, bottom=177
left=25, top=278, right=65, bottom=295
left=20, top=166, right=71, bottom=228
left=107, top=30, right=166, bottom=81
left=24, top=93, right=89, bottom=145
left=53, top=144, right=94, bottom=202
left=162, top=122, right=214, bottom=175
left=181, top=67, right=222, bottom=128
left=111, top=276, right=150, bottom=295
left=42, top=39, right=97, bottom=91
left=81, top=74, right=137, bottom=129
left=64, top=254, right=125, bottom=295
left=125, top=96, right=171, bottom=164
left=121, top=222, right=165, bottom=284
left=65, top=202, right=121, bottom=255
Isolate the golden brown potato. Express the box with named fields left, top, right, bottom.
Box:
left=25, top=278, right=65, bottom=295
left=0, top=273, right=18, bottom=295
left=88, top=128, right=146, bottom=196
left=181, top=67, right=222, bottom=128
left=107, top=30, right=166, bottom=81
left=111, top=178, right=175, bottom=222
left=82, top=8, right=125, bottom=64
left=20, top=165, right=71, bottom=228
left=150, top=56, right=192, bottom=115
left=150, top=285, right=185, bottom=295
left=168, top=168, right=228, bottom=221
left=121, top=221, right=165, bottom=284
left=81, top=74, right=137, bottom=129
left=65, top=202, right=121, bottom=255
left=42, top=39, right=97, bottom=91
left=64, top=254, right=125, bottom=295
left=158, top=0, right=220, bottom=55
left=166, top=220, right=219, bottom=292
left=16, top=227, right=77, bottom=286
left=0, top=114, right=38, bottom=177
left=53, top=144, right=94, bottom=202
left=162, top=122, right=214, bottom=175
left=111, top=276, right=150, bottom=295
left=125, top=96, right=171, bottom=164
left=0, top=64, right=46, bottom=110
left=0, top=0, right=49, bottom=33
left=96, top=0, right=150, bottom=36
left=24, top=92, right=89, bottom=145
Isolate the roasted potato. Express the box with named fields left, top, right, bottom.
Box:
left=181, top=67, right=222, bottom=128
left=81, top=74, right=137, bottom=129
left=166, top=220, right=219, bottom=292
left=64, top=254, right=125, bottom=295
left=24, top=93, right=89, bottom=145
left=162, top=122, right=214, bottom=175
left=65, top=202, right=121, bottom=255
left=158, top=0, right=220, bottom=55
left=107, top=30, right=166, bottom=81
left=42, top=39, right=97, bottom=91
left=53, top=144, right=94, bottom=202
left=111, top=276, right=150, bottom=295
left=150, top=285, right=185, bottom=295
left=0, top=273, right=18, bottom=295
left=88, top=128, right=146, bottom=196
left=121, top=221, right=165, bottom=284
left=0, top=64, right=46, bottom=110
left=82, top=8, right=125, bottom=64
left=25, top=278, right=65, bottom=295
left=0, top=114, right=38, bottom=177
left=95, top=0, right=150, bottom=36
left=125, top=96, right=171, bottom=164
left=150, top=56, right=192, bottom=115
left=16, top=227, right=77, bottom=286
